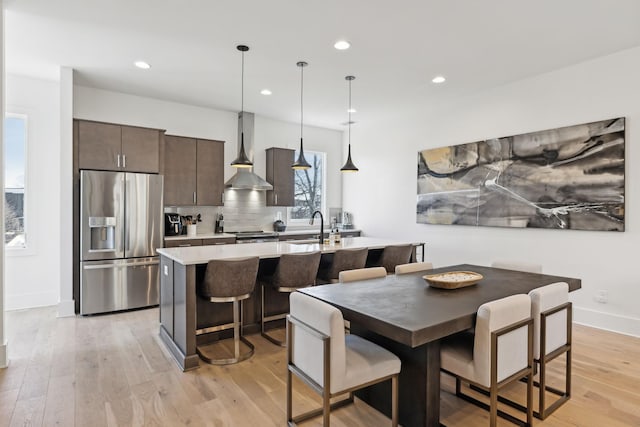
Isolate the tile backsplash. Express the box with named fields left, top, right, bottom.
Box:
left=166, top=189, right=287, bottom=233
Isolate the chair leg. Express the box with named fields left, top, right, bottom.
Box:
left=286, top=369, right=293, bottom=424
left=489, top=384, right=498, bottom=427
left=391, top=375, right=398, bottom=427
left=527, top=369, right=533, bottom=427
left=323, top=390, right=331, bottom=427
left=538, top=358, right=546, bottom=419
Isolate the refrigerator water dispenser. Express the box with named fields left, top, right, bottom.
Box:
left=89, top=216, right=116, bottom=251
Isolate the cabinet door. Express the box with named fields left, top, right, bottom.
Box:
left=196, top=139, right=225, bottom=206
left=121, top=126, right=161, bottom=173
left=78, top=121, right=121, bottom=170
left=266, top=148, right=295, bottom=206
left=164, top=135, right=197, bottom=206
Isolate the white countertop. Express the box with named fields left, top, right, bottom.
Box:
left=157, top=236, right=422, bottom=265
left=164, top=229, right=361, bottom=241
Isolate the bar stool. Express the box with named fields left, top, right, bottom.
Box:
left=196, top=256, right=259, bottom=365
left=377, top=244, right=413, bottom=274
left=261, top=251, right=321, bottom=346
left=318, top=247, right=368, bottom=283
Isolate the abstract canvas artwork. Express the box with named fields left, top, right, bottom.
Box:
left=417, top=118, right=625, bottom=231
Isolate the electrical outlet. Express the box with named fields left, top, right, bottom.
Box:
left=595, top=290, right=608, bottom=304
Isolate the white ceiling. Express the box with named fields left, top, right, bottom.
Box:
left=5, top=0, right=640, bottom=130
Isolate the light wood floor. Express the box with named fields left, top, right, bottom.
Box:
left=0, top=306, right=639, bottom=426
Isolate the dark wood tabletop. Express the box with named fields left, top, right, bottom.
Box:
left=300, top=263, right=581, bottom=347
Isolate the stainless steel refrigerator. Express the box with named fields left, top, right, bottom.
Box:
left=80, top=170, right=163, bottom=315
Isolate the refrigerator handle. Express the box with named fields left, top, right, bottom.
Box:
left=82, top=259, right=159, bottom=270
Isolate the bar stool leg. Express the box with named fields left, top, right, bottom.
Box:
left=234, top=300, right=241, bottom=360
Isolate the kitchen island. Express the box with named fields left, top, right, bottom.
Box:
left=157, top=237, right=424, bottom=371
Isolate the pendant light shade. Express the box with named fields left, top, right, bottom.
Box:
left=341, top=75, right=359, bottom=173
left=231, top=45, right=253, bottom=168
left=292, top=61, right=311, bottom=170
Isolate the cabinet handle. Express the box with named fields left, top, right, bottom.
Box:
left=117, top=154, right=121, bottom=167
left=193, top=192, right=196, bottom=204
left=122, top=154, right=126, bottom=168
left=178, top=244, right=192, bottom=247
left=275, top=193, right=278, bottom=205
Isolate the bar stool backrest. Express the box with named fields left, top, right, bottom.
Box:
left=327, top=248, right=369, bottom=280
left=273, top=251, right=322, bottom=289
left=200, top=257, right=260, bottom=299
left=378, top=245, right=413, bottom=273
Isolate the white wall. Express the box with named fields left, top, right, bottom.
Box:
left=343, top=46, right=640, bottom=337
left=5, top=74, right=62, bottom=309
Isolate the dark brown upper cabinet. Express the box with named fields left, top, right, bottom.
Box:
left=163, top=135, right=225, bottom=206
left=266, top=147, right=295, bottom=206
left=77, top=120, right=162, bottom=173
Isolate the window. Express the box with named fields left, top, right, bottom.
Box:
left=290, top=150, right=325, bottom=222
left=5, top=114, right=27, bottom=248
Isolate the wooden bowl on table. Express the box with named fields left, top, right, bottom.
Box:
left=422, top=271, right=483, bottom=289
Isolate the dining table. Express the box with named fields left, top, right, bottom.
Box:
left=299, top=263, right=581, bottom=427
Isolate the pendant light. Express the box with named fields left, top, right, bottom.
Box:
left=341, top=75, right=359, bottom=172
left=292, top=61, right=311, bottom=170
left=231, top=45, right=253, bottom=168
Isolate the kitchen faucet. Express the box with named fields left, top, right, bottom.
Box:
left=309, top=210, right=324, bottom=245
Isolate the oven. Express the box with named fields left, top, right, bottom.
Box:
left=229, top=231, right=280, bottom=244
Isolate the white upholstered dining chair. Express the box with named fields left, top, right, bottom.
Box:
left=441, top=294, right=534, bottom=427
left=394, top=261, right=434, bottom=275
left=491, top=260, right=542, bottom=274
left=286, top=292, right=401, bottom=427
left=529, top=282, right=572, bottom=419
left=339, top=266, right=387, bottom=283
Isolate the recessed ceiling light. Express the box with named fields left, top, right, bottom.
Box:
left=260, top=89, right=272, bottom=95
left=348, top=108, right=357, bottom=113
left=432, top=75, right=446, bottom=84
left=134, top=61, right=151, bottom=70
left=334, top=40, right=351, bottom=50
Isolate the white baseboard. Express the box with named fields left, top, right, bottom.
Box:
left=0, top=340, right=7, bottom=369
left=573, top=306, right=640, bottom=338
left=6, top=291, right=58, bottom=311
left=57, top=299, right=76, bottom=318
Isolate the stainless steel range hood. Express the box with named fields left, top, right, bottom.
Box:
left=225, top=112, right=273, bottom=191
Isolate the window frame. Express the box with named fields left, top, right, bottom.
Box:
left=4, top=112, right=29, bottom=252
left=288, top=150, right=327, bottom=225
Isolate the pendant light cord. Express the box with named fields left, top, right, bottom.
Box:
left=348, top=78, right=352, bottom=146
left=300, top=64, right=304, bottom=141
left=241, top=49, right=244, bottom=132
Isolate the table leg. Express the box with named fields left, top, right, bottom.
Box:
left=351, top=324, right=441, bottom=427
